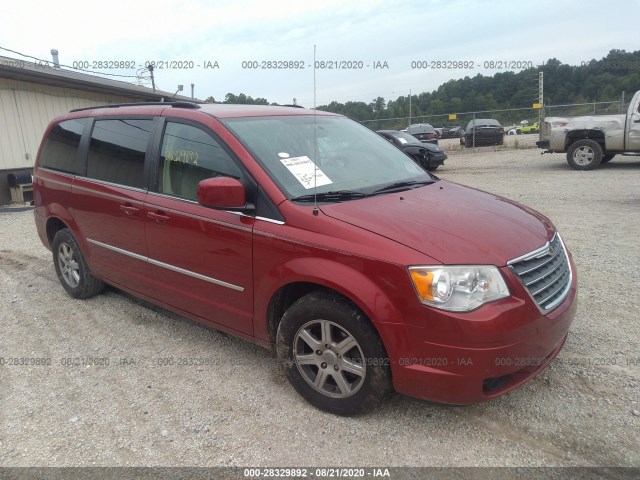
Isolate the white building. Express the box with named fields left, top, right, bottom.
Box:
left=0, top=54, right=199, bottom=204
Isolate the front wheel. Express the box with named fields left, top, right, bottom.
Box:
left=567, top=139, right=603, bottom=170
left=276, top=292, right=392, bottom=415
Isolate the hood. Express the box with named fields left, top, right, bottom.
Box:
left=403, top=142, right=442, bottom=153
left=319, top=180, right=555, bottom=265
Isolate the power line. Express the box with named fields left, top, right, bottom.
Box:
left=0, top=46, right=143, bottom=80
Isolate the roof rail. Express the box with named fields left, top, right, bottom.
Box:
left=70, top=101, right=201, bottom=113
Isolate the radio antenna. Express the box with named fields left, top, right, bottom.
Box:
left=313, top=44, right=319, bottom=215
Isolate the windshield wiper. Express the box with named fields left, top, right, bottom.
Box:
left=291, top=190, right=368, bottom=203
left=370, top=179, right=435, bottom=195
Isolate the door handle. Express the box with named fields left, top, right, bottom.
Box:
left=120, top=204, right=140, bottom=216
left=147, top=211, right=171, bottom=223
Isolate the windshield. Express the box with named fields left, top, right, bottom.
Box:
left=222, top=115, right=432, bottom=199
left=467, top=119, right=501, bottom=128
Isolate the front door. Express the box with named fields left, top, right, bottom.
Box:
left=144, top=120, right=254, bottom=335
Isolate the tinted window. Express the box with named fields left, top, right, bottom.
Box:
left=39, top=118, right=87, bottom=174
left=87, top=119, right=152, bottom=189
left=158, top=122, right=242, bottom=201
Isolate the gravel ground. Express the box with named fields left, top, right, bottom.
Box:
left=0, top=148, right=639, bottom=468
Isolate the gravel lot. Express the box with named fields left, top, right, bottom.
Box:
left=1, top=148, right=639, bottom=468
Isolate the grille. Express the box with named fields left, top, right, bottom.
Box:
left=508, top=234, right=572, bottom=312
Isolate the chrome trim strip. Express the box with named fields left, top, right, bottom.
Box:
left=147, top=191, right=199, bottom=204
left=38, top=167, right=75, bottom=179
left=507, top=233, right=572, bottom=313
left=147, top=258, right=244, bottom=291
left=77, top=177, right=147, bottom=193
left=86, top=238, right=244, bottom=292
left=37, top=176, right=72, bottom=188
left=255, top=216, right=285, bottom=225
left=73, top=184, right=145, bottom=205
left=507, top=232, right=557, bottom=266
left=539, top=236, right=572, bottom=311
left=516, top=247, right=562, bottom=276
left=87, top=238, right=147, bottom=262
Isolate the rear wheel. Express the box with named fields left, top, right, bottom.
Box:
left=566, top=139, right=603, bottom=170
left=276, top=291, right=391, bottom=415
left=52, top=229, right=104, bottom=299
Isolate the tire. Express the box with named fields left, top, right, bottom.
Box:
left=276, top=291, right=392, bottom=416
left=427, top=165, right=439, bottom=172
left=567, top=139, right=603, bottom=170
left=601, top=154, right=615, bottom=164
left=52, top=229, right=104, bottom=299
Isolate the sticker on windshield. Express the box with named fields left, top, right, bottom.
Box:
left=278, top=152, right=290, bottom=158
left=280, top=156, right=333, bottom=189
left=397, top=138, right=408, bottom=144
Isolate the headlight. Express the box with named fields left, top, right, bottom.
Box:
left=408, top=266, right=509, bottom=312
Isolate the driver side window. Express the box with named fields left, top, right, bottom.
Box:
left=159, top=122, right=242, bottom=201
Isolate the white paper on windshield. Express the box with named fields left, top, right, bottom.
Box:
left=280, top=156, right=333, bottom=189
left=397, top=138, right=408, bottom=144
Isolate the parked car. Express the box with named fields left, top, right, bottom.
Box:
left=406, top=123, right=439, bottom=144
left=377, top=130, right=447, bottom=171
left=33, top=102, right=576, bottom=415
left=537, top=90, right=640, bottom=170
left=461, top=119, right=505, bottom=147
left=441, top=126, right=463, bottom=138
left=520, top=122, right=540, bottom=134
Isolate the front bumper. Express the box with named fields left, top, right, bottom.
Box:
left=536, top=139, right=551, bottom=150
left=380, top=260, right=577, bottom=404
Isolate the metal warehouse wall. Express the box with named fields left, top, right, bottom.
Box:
left=0, top=78, right=138, bottom=204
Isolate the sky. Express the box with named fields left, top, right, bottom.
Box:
left=0, top=0, right=638, bottom=106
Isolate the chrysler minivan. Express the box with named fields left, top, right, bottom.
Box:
left=33, top=102, right=577, bottom=415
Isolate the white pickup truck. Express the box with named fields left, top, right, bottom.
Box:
left=537, top=90, right=640, bottom=170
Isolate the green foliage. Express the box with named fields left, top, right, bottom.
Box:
left=316, top=49, right=640, bottom=124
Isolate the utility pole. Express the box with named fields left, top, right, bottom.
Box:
left=149, top=64, right=156, bottom=93
left=538, top=71, right=543, bottom=124
left=408, top=89, right=412, bottom=129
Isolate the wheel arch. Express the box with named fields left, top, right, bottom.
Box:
left=262, top=258, right=404, bottom=347
left=565, top=129, right=606, bottom=150
left=45, top=216, right=70, bottom=247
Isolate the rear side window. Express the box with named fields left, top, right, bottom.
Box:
left=158, top=122, right=242, bottom=201
left=87, top=119, right=153, bottom=189
left=39, top=118, right=87, bottom=174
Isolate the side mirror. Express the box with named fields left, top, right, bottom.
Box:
left=197, top=177, right=254, bottom=211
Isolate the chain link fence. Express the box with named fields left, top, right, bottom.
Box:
left=359, top=99, right=625, bottom=152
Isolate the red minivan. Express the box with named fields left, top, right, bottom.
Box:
left=33, top=102, right=577, bottom=415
